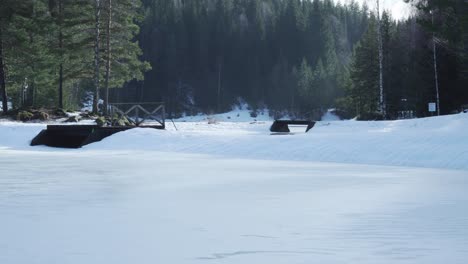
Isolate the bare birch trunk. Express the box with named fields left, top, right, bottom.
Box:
left=58, top=0, right=64, bottom=109
left=104, top=0, right=112, bottom=115
left=432, top=11, right=440, bottom=116
left=376, top=0, right=385, bottom=118
left=93, top=0, right=101, bottom=114
left=217, top=57, right=222, bottom=113
left=0, top=27, right=7, bottom=114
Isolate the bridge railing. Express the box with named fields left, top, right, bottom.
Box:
left=108, top=102, right=165, bottom=128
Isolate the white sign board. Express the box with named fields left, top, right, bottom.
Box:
left=428, top=102, right=436, bottom=112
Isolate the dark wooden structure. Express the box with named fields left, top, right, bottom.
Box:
left=31, top=125, right=164, bottom=148
left=270, top=120, right=316, bottom=133
left=33, top=125, right=129, bottom=148
left=109, top=102, right=165, bottom=126
left=31, top=103, right=165, bottom=148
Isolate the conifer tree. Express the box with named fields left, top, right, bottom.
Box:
left=101, top=0, right=151, bottom=114
left=3, top=0, right=56, bottom=108
left=347, top=15, right=380, bottom=116
left=0, top=0, right=19, bottom=113
left=49, top=0, right=94, bottom=109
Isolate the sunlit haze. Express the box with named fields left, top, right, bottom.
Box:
left=339, top=0, right=414, bottom=20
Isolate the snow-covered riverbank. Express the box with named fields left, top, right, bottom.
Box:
left=2, top=112, right=467, bottom=170
left=1, top=113, right=467, bottom=264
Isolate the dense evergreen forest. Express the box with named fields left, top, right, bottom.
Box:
left=0, top=0, right=467, bottom=119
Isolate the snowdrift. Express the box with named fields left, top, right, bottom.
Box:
left=1, top=113, right=467, bottom=170
left=86, top=113, right=468, bottom=170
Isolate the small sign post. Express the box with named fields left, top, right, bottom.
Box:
left=428, top=102, right=436, bottom=113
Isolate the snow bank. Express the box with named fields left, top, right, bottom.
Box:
left=86, top=113, right=468, bottom=170
left=174, top=102, right=272, bottom=122
left=0, top=121, right=45, bottom=149
left=85, top=114, right=468, bottom=170
left=320, top=109, right=341, bottom=121
left=1, top=113, right=468, bottom=170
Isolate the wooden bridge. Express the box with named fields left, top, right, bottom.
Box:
left=31, top=103, right=165, bottom=148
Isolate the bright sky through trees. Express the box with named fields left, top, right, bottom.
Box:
left=339, top=0, right=413, bottom=20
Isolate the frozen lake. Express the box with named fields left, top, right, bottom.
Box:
left=1, top=150, right=468, bottom=264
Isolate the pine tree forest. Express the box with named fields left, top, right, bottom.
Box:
left=0, top=0, right=467, bottom=119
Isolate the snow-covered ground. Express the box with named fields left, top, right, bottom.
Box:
left=1, top=111, right=468, bottom=263
left=174, top=103, right=272, bottom=122
left=3, top=111, right=466, bottom=170
left=0, top=102, right=12, bottom=112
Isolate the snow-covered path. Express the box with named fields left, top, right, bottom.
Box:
left=1, top=150, right=468, bottom=264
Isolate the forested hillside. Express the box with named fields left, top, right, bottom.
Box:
left=0, top=0, right=150, bottom=114
left=0, top=0, right=467, bottom=119
left=132, top=0, right=369, bottom=118
left=341, top=0, right=468, bottom=119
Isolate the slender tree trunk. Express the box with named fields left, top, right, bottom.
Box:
left=376, top=0, right=385, bottom=119
left=217, top=57, right=222, bottom=113
left=58, top=0, right=64, bottom=109
left=104, top=0, right=112, bottom=115
left=290, top=89, right=295, bottom=114
left=0, top=28, right=7, bottom=114
left=432, top=11, right=440, bottom=116
left=32, top=79, right=37, bottom=106
left=93, top=0, right=101, bottom=114
left=59, top=64, right=63, bottom=108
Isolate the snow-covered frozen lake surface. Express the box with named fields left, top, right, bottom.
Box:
left=1, top=113, right=468, bottom=263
